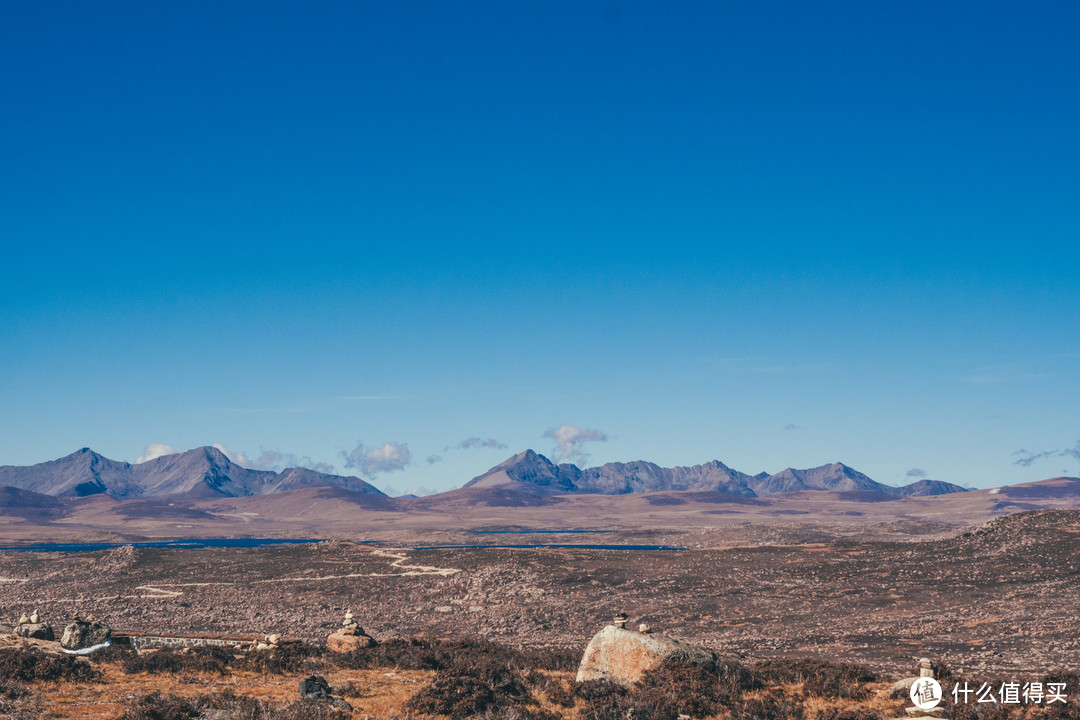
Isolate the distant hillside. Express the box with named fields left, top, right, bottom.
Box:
left=464, top=450, right=970, bottom=498
left=0, top=447, right=387, bottom=499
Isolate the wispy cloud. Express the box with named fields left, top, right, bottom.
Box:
left=427, top=454, right=443, bottom=465
left=783, top=423, right=801, bottom=431
left=544, top=424, right=607, bottom=465
left=452, top=437, right=508, bottom=451
left=254, top=450, right=335, bottom=474
left=135, top=443, right=178, bottom=464
left=340, top=395, right=403, bottom=401
left=906, top=468, right=927, bottom=478
left=1013, top=440, right=1080, bottom=468
left=341, top=441, right=411, bottom=477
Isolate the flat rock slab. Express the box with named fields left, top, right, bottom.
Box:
left=576, top=625, right=716, bottom=686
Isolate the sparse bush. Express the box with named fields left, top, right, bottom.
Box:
left=334, top=636, right=575, bottom=673
left=755, top=658, right=877, bottom=699
left=636, top=660, right=724, bottom=718
left=121, top=646, right=234, bottom=675
left=405, top=655, right=534, bottom=720
left=237, top=642, right=325, bottom=674
left=729, top=692, right=806, bottom=720
left=114, top=692, right=350, bottom=720
left=0, top=680, right=41, bottom=720
left=816, top=709, right=882, bottom=720
left=114, top=692, right=200, bottom=720
left=0, top=647, right=101, bottom=683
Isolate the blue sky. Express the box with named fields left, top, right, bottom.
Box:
left=2, top=1, right=1077, bottom=494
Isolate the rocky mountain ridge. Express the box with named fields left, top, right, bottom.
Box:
left=0, top=447, right=387, bottom=499
left=465, top=449, right=970, bottom=497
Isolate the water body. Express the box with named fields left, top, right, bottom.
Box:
left=0, top=538, right=328, bottom=553
left=414, top=544, right=685, bottom=551
left=470, top=529, right=615, bottom=534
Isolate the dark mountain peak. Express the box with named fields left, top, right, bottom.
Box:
left=1, top=447, right=386, bottom=500
left=464, top=450, right=578, bottom=493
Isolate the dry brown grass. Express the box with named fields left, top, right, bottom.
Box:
left=16, top=665, right=439, bottom=720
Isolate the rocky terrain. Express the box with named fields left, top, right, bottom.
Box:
left=3, top=509, right=1078, bottom=680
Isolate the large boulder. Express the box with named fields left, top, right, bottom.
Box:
left=576, top=625, right=716, bottom=686
left=60, top=618, right=111, bottom=650
left=327, top=631, right=377, bottom=653
left=15, top=623, right=55, bottom=641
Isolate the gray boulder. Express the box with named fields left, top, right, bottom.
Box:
left=15, top=622, right=55, bottom=641
left=60, top=618, right=111, bottom=650
left=576, top=624, right=716, bottom=686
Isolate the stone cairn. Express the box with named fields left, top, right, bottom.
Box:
left=299, top=674, right=353, bottom=712
left=327, top=609, right=377, bottom=653
left=14, top=609, right=55, bottom=641
left=891, top=657, right=950, bottom=720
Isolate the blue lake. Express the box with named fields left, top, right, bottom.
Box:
left=414, top=544, right=685, bottom=550
left=0, top=538, right=328, bottom=553
left=470, top=529, right=615, bottom=534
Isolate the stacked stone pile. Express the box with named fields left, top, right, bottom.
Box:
left=327, top=609, right=377, bottom=653
left=14, top=609, right=55, bottom=641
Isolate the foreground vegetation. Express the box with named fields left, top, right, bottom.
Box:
left=1, top=638, right=1077, bottom=720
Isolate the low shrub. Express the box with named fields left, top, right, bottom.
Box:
left=114, top=691, right=350, bottom=720
left=755, top=658, right=877, bottom=699
left=236, top=642, right=325, bottom=674
left=114, top=692, right=200, bottom=720
left=334, top=636, right=576, bottom=673
left=816, top=709, right=883, bottom=720
left=0, top=680, right=42, bottom=720
left=728, top=692, right=806, bottom=720
left=0, top=647, right=101, bottom=683
left=405, top=655, right=535, bottom=720
left=120, top=646, right=234, bottom=675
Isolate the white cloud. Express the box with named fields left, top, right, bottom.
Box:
left=906, top=468, right=927, bottom=478
left=211, top=442, right=252, bottom=468
left=135, top=443, right=178, bottom=464
left=341, top=441, right=411, bottom=477
left=543, top=424, right=608, bottom=465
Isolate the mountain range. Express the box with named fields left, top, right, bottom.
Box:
left=464, top=449, right=969, bottom=498
left=0, top=446, right=387, bottom=499
left=0, top=446, right=968, bottom=500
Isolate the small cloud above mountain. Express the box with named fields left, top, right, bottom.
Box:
left=454, top=437, right=507, bottom=451
left=1013, top=440, right=1080, bottom=468
left=135, top=443, right=178, bottom=464
left=341, top=441, right=411, bottom=477
left=253, top=450, right=335, bottom=474
left=906, top=468, right=928, bottom=478
left=544, top=424, right=607, bottom=465
left=211, top=442, right=251, bottom=467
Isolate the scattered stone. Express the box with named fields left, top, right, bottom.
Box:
left=29, top=610, right=39, bottom=624
left=613, top=612, right=628, bottom=629
left=577, top=623, right=716, bottom=686
left=60, top=617, right=111, bottom=650
left=638, top=622, right=652, bottom=634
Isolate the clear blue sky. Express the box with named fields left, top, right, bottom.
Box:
left=2, top=1, right=1078, bottom=494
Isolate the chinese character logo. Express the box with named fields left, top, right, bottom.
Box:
left=912, top=678, right=943, bottom=710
